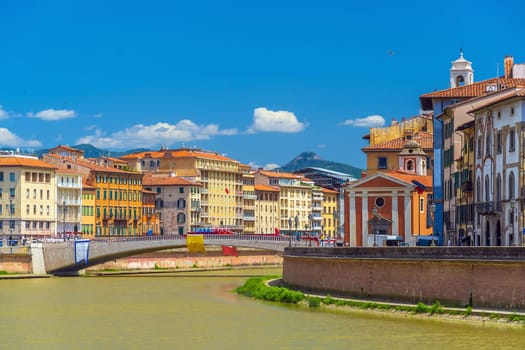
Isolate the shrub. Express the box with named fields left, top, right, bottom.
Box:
left=465, top=306, right=472, bottom=316
left=235, top=276, right=304, bottom=304
left=308, top=297, right=321, bottom=307
left=415, top=302, right=430, bottom=314
left=429, top=301, right=444, bottom=315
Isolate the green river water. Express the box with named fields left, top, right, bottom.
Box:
left=0, top=268, right=523, bottom=349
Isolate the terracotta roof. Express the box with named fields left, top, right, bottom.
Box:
left=49, top=145, right=84, bottom=154
left=120, top=148, right=238, bottom=163
left=362, top=131, right=433, bottom=151
left=257, top=170, right=303, bottom=179
left=142, top=172, right=198, bottom=186
left=0, top=157, right=57, bottom=170
left=255, top=184, right=280, bottom=192
left=101, top=156, right=127, bottom=164
left=45, top=153, right=139, bottom=174
left=420, top=77, right=525, bottom=110
left=467, top=87, right=525, bottom=114
left=320, top=186, right=338, bottom=194
left=384, top=170, right=433, bottom=188
left=56, top=168, right=83, bottom=176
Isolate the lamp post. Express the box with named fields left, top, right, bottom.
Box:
left=429, top=202, right=436, bottom=246
left=294, top=214, right=299, bottom=245
left=288, top=217, right=292, bottom=247
left=62, top=201, right=67, bottom=240
left=372, top=206, right=378, bottom=247
left=8, top=196, right=14, bottom=246
left=510, top=200, right=515, bottom=246
left=332, top=210, right=339, bottom=239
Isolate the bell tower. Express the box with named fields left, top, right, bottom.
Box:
left=450, top=49, right=474, bottom=88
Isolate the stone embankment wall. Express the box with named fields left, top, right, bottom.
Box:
left=0, top=252, right=32, bottom=273
left=87, top=249, right=282, bottom=271
left=283, top=247, right=525, bottom=311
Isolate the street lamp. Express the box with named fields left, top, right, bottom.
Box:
left=8, top=196, right=14, bottom=246
left=510, top=200, right=515, bottom=246
left=332, top=210, right=338, bottom=240
left=288, top=217, right=292, bottom=247
left=62, top=201, right=67, bottom=239
left=429, top=202, right=436, bottom=246
left=372, top=206, right=378, bottom=247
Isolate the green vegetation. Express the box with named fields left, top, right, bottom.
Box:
left=154, top=264, right=167, bottom=270
left=235, top=276, right=304, bottom=303
left=0, top=270, right=9, bottom=275
left=235, top=277, right=525, bottom=324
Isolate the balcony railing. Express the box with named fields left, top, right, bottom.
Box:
left=461, top=180, right=473, bottom=193
left=476, top=201, right=501, bottom=215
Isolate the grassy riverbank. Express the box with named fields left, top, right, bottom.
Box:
left=235, top=276, right=525, bottom=326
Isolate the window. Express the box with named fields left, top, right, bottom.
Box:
left=509, top=171, right=515, bottom=200
left=378, top=157, right=387, bottom=169
left=0, top=188, right=2, bottom=198
left=9, top=172, right=15, bottom=182
left=177, top=199, right=186, bottom=209
left=177, top=213, right=186, bottom=223
left=509, top=129, right=516, bottom=152
left=485, top=175, right=490, bottom=202
left=496, top=131, right=502, bottom=154
left=485, top=133, right=491, bottom=156
left=179, top=187, right=184, bottom=194
left=511, top=107, right=515, bottom=116
left=375, top=197, right=385, bottom=208
left=9, top=188, right=15, bottom=198
left=477, top=136, right=482, bottom=158
left=0, top=172, right=3, bottom=181
left=420, top=198, right=424, bottom=213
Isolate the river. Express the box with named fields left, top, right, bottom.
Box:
left=0, top=268, right=523, bottom=349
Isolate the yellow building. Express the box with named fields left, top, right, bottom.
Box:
left=362, top=114, right=434, bottom=175
left=0, top=155, right=57, bottom=241
left=44, top=152, right=144, bottom=236
left=122, top=148, right=243, bottom=232
left=254, top=184, right=280, bottom=234
left=81, top=182, right=96, bottom=238
left=255, top=170, right=313, bottom=235
left=321, top=187, right=339, bottom=238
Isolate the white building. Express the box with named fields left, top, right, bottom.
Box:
left=471, top=87, right=525, bottom=246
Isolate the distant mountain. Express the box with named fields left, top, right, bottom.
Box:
left=33, top=144, right=150, bottom=159
left=278, top=152, right=363, bottom=179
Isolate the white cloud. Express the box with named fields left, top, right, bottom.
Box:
left=342, top=115, right=385, bottom=128
left=32, top=109, right=77, bottom=121
left=93, top=113, right=103, bottom=119
left=249, top=107, right=306, bottom=133
left=247, top=161, right=280, bottom=170
left=76, top=120, right=238, bottom=149
left=0, top=128, right=42, bottom=147
left=263, top=163, right=280, bottom=170
left=0, top=106, right=9, bottom=120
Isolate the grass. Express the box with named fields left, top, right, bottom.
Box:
left=0, top=270, right=10, bottom=275
left=234, top=276, right=525, bottom=324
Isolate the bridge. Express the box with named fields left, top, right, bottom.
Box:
left=38, top=234, right=294, bottom=275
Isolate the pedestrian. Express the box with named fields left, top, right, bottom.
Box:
left=448, top=239, right=452, bottom=246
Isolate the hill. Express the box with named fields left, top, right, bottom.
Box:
left=33, top=144, right=150, bottom=158
left=278, top=152, right=362, bottom=178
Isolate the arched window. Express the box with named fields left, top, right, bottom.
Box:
left=456, top=75, right=465, bottom=87
left=496, top=174, right=502, bottom=202
left=484, top=175, right=490, bottom=202
left=509, top=171, right=515, bottom=199
left=406, top=160, right=414, bottom=171
left=476, top=177, right=481, bottom=202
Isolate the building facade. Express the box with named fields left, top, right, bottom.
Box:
left=0, top=155, right=57, bottom=242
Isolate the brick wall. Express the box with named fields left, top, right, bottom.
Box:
left=283, top=247, right=525, bottom=310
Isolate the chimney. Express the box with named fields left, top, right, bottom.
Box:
left=504, top=56, right=514, bottom=78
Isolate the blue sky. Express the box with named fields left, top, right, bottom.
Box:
left=1, top=0, right=525, bottom=169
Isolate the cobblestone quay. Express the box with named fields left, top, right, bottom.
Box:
left=282, top=247, right=525, bottom=311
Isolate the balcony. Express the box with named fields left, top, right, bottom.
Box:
left=311, top=215, right=322, bottom=221
left=461, top=180, right=473, bottom=193
left=476, top=201, right=501, bottom=215
left=243, top=215, right=255, bottom=221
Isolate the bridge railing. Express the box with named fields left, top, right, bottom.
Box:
left=87, top=234, right=291, bottom=244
